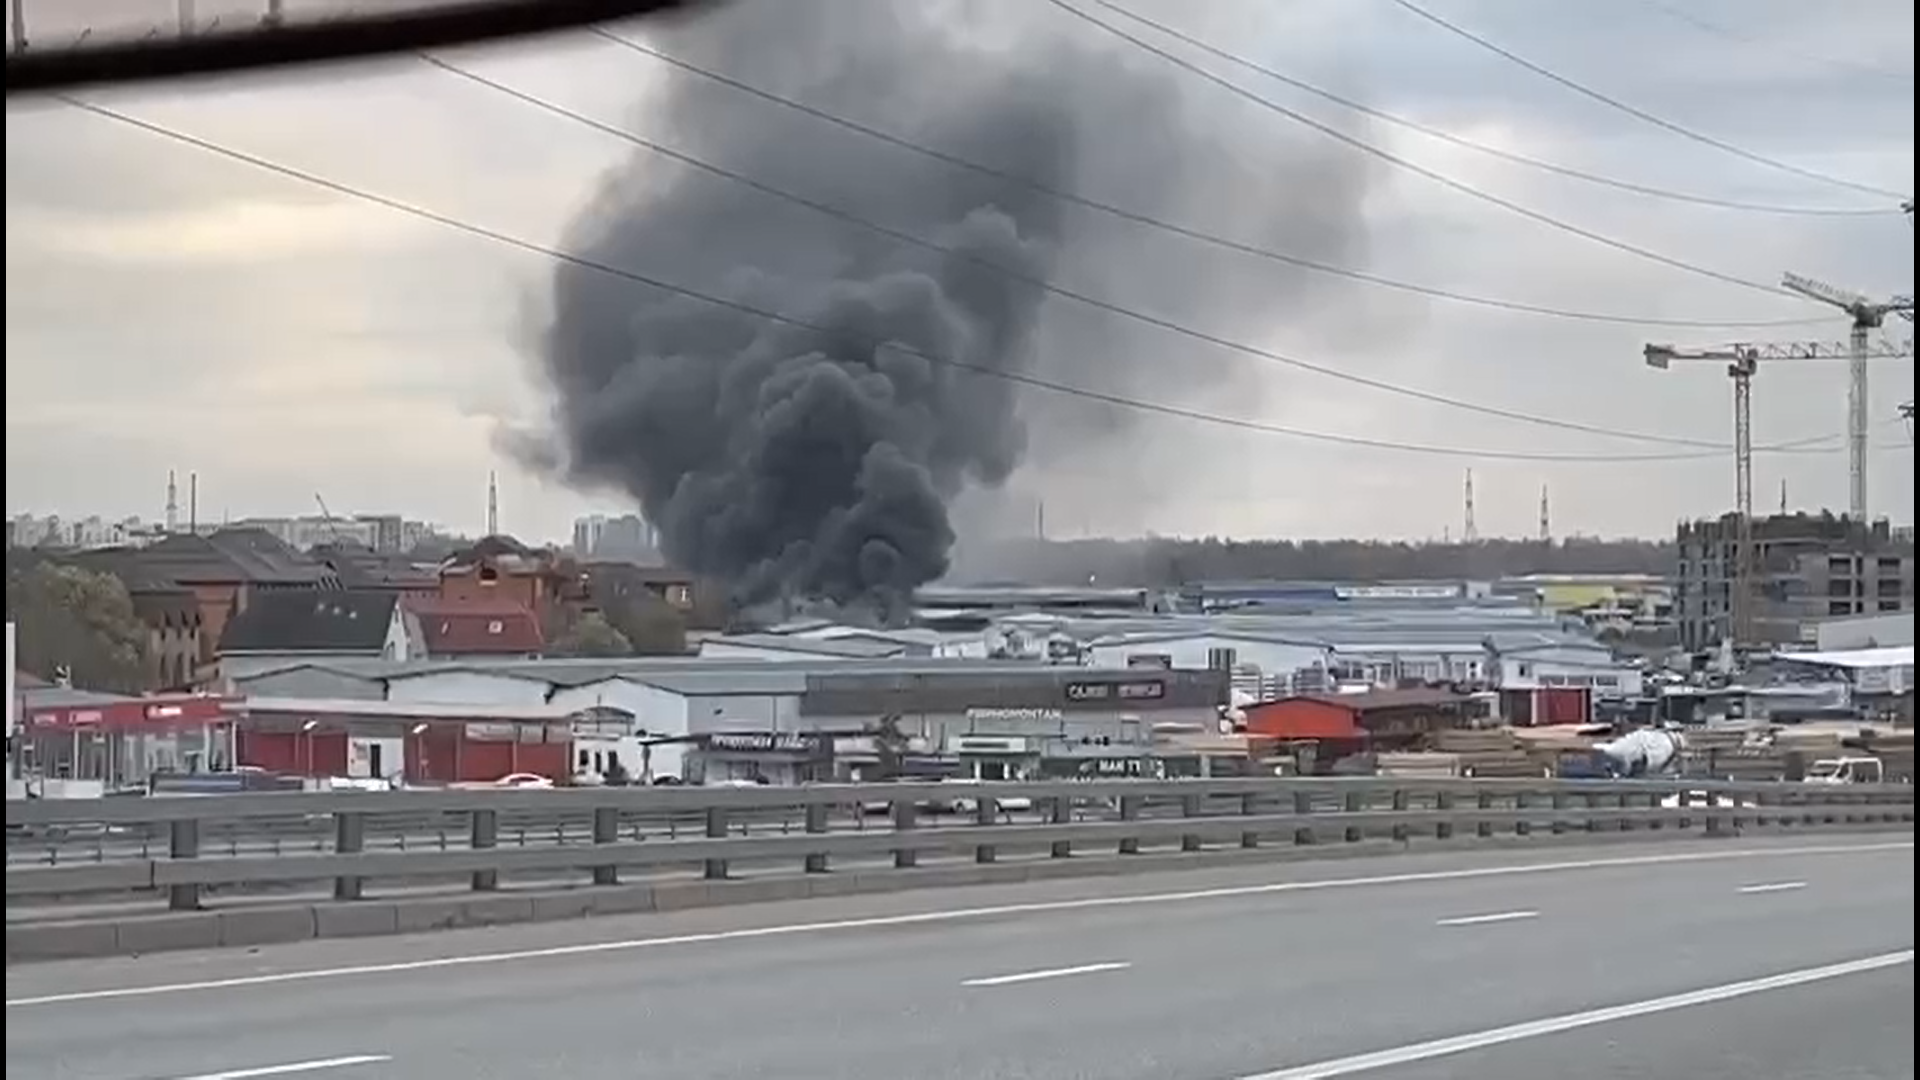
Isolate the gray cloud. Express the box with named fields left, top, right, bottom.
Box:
left=4, top=0, right=1912, bottom=544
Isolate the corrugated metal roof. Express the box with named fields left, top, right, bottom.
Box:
left=704, top=633, right=906, bottom=659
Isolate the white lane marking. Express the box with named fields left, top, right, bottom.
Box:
left=7, top=839, right=1908, bottom=1008
left=962, top=961, right=1132, bottom=987
left=1435, top=910, right=1539, bottom=927
left=1738, top=881, right=1809, bottom=895
left=1240, top=949, right=1915, bottom=1080
left=166, top=1055, right=391, bottom=1080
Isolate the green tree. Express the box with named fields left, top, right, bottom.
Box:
left=603, top=592, right=689, bottom=656
left=548, top=611, right=634, bottom=658
left=5, top=561, right=151, bottom=692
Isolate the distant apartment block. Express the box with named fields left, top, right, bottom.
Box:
left=572, top=513, right=659, bottom=561
left=229, top=514, right=436, bottom=554
left=9, top=512, right=438, bottom=554
left=7, top=514, right=166, bottom=551
left=1675, top=512, right=1915, bottom=651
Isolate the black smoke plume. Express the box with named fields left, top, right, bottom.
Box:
left=527, top=0, right=1377, bottom=615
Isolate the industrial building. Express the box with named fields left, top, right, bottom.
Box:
left=1675, top=513, right=1914, bottom=651
left=228, top=657, right=1229, bottom=785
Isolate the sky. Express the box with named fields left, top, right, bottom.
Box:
left=5, top=0, right=1914, bottom=547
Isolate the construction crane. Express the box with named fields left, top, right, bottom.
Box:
left=1642, top=338, right=1916, bottom=647
left=1778, top=272, right=1915, bottom=523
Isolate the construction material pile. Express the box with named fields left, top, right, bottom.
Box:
left=1427, top=729, right=1546, bottom=778
left=1680, top=727, right=1785, bottom=781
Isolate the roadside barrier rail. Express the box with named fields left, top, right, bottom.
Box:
left=6, top=776, right=1912, bottom=914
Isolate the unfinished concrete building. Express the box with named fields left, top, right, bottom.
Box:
left=1675, top=513, right=1914, bottom=652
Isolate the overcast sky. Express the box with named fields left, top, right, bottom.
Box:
left=5, top=0, right=1913, bottom=546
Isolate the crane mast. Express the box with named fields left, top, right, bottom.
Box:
left=1778, top=273, right=1914, bottom=523
left=1642, top=338, right=1915, bottom=648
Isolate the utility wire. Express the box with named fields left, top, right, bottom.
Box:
left=56, top=99, right=1873, bottom=466
left=56, top=92, right=1847, bottom=466
left=594, top=28, right=1829, bottom=330
left=1042, top=0, right=1812, bottom=304
left=1388, top=0, right=1911, bottom=202
left=1088, top=0, right=1895, bottom=218
left=424, top=53, right=1785, bottom=452
left=1643, top=1, right=1913, bottom=86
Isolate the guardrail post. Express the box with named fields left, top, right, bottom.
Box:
left=1293, top=789, right=1315, bottom=846
left=470, top=809, right=499, bottom=892
left=1049, top=796, right=1071, bottom=859
left=1550, top=791, right=1568, bottom=836
left=973, top=796, right=998, bottom=864
left=167, top=817, right=202, bottom=912
left=591, top=806, right=620, bottom=886
left=804, top=803, right=830, bottom=874
left=1434, top=790, right=1454, bottom=840
left=1514, top=791, right=1532, bottom=837
left=1343, top=789, right=1364, bottom=843
left=1390, top=788, right=1410, bottom=843
left=1239, top=792, right=1261, bottom=848
left=1117, top=795, right=1141, bottom=855
left=1181, top=793, right=1204, bottom=852
left=704, top=807, right=730, bottom=880
left=333, top=811, right=366, bottom=902
left=891, top=798, right=918, bottom=870
left=1476, top=789, right=1494, bottom=838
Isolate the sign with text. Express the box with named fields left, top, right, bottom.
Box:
left=1065, top=679, right=1167, bottom=703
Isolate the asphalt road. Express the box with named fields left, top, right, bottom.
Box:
left=7, top=834, right=1912, bottom=1080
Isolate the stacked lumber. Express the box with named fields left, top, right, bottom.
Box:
left=1376, top=752, right=1461, bottom=779
left=1429, top=728, right=1539, bottom=777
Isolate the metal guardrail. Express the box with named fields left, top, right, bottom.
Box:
left=6, top=777, right=1912, bottom=915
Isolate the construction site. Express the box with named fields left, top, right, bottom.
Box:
left=1649, top=249, right=1915, bottom=658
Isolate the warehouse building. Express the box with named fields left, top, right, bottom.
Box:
left=227, top=657, right=1229, bottom=785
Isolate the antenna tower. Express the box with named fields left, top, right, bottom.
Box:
left=1538, top=484, right=1550, bottom=543
left=1462, top=469, right=1479, bottom=544
left=486, top=471, right=499, bottom=537
left=165, top=470, right=179, bottom=533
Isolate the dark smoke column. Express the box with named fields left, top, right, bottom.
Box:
left=530, top=2, right=1072, bottom=617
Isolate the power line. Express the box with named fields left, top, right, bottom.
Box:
left=54, top=92, right=1847, bottom=466
left=424, top=53, right=1787, bottom=452
left=1087, top=0, right=1896, bottom=218
left=1041, top=0, right=1813, bottom=302
left=1388, top=0, right=1911, bottom=202
left=594, top=28, right=1829, bottom=330
left=1642, top=1, right=1913, bottom=86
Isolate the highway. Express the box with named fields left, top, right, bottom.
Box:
left=6, top=835, right=1911, bottom=1080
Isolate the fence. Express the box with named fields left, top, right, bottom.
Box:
left=9, top=776, right=1911, bottom=919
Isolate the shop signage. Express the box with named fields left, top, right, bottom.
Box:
left=964, top=707, right=1063, bottom=722
left=955, top=735, right=1029, bottom=755
left=1334, top=584, right=1459, bottom=600
left=704, top=732, right=816, bottom=754
left=1081, top=757, right=1150, bottom=777
left=1065, top=679, right=1166, bottom=703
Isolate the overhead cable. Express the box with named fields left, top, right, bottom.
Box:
left=594, top=29, right=1829, bottom=331
left=1088, top=0, right=1900, bottom=218
left=49, top=93, right=1858, bottom=465
left=1041, top=0, right=1814, bottom=303
left=423, top=53, right=1776, bottom=452
left=1641, top=0, right=1914, bottom=85
left=1388, top=0, right=1911, bottom=202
